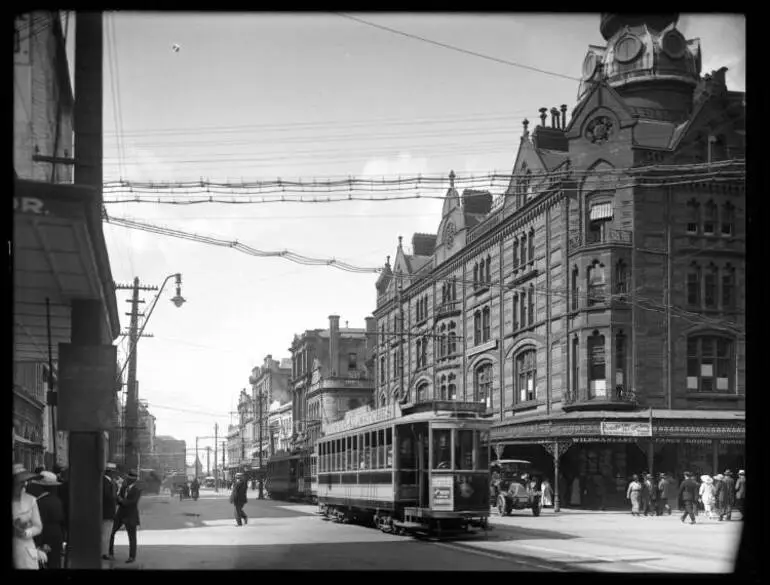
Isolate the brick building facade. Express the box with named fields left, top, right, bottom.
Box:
left=372, top=13, right=744, bottom=506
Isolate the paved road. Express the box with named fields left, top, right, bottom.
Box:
left=106, top=493, right=743, bottom=572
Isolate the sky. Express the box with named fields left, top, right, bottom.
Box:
left=90, top=12, right=745, bottom=465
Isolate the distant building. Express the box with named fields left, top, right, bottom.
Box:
left=154, top=435, right=186, bottom=476
left=267, top=401, right=293, bottom=456
left=249, top=355, right=291, bottom=465
left=289, top=315, right=376, bottom=453
left=226, top=424, right=241, bottom=479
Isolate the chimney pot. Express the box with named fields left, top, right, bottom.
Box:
left=560, top=104, right=568, bottom=129
left=522, top=118, right=530, bottom=138
left=539, top=107, right=548, bottom=127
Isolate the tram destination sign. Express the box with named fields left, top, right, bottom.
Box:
left=323, top=404, right=401, bottom=435
left=600, top=421, right=652, bottom=437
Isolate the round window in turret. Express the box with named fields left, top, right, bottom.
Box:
left=614, top=34, right=644, bottom=64
left=661, top=30, right=686, bottom=59
left=582, top=52, right=599, bottom=79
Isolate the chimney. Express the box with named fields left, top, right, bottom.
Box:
left=550, top=107, right=560, bottom=128
left=539, top=107, right=548, bottom=127
left=329, top=315, right=340, bottom=377
left=560, top=104, right=568, bottom=130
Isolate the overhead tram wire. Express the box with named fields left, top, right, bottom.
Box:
left=334, top=12, right=581, bottom=82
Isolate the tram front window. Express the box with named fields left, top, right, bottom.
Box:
left=455, top=429, right=474, bottom=470
left=433, top=429, right=452, bottom=470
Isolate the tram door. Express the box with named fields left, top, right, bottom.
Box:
left=416, top=424, right=430, bottom=508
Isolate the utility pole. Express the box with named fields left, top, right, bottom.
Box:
left=206, top=446, right=211, bottom=476
left=214, top=423, right=218, bottom=493
left=222, top=441, right=226, bottom=485
left=195, top=436, right=199, bottom=480
left=115, top=277, right=158, bottom=471
left=258, top=388, right=264, bottom=499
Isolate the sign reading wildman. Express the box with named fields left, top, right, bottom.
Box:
left=600, top=421, right=652, bottom=437
left=323, top=404, right=401, bottom=436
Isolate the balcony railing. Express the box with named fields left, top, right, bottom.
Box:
left=569, top=228, right=632, bottom=250
left=562, top=384, right=638, bottom=410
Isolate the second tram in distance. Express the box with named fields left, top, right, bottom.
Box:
left=313, top=400, right=491, bottom=538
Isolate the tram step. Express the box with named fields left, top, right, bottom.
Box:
left=392, top=521, right=426, bottom=530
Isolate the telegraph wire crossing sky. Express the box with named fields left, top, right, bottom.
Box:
left=96, top=12, right=745, bottom=458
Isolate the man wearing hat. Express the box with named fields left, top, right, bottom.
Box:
left=719, top=469, right=736, bottom=521
left=102, top=463, right=118, bottom=562
left=735, top=470, right=746, bottom=519
left=32, top=471, right=66, bottom=569
left=105, top=470, right=142, bottom=564
left=230, top=472, right=249, bottom=527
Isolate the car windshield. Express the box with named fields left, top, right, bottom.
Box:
left=493, top=461, right=532, bottom=478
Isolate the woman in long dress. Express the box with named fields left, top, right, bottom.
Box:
left=626, top=474, right=643, bottom=517
left=699, top=475, right=716, bottom=520
left=12, top=464, right=43, bottom=569
left=541, top=478, right=554, bottom=507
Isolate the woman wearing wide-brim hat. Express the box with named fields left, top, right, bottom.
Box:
left=32, top=471, right=66, bottom=569
left=12, top=464, right=43, bottom=569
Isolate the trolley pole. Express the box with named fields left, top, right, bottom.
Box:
left=213, top=423, right=218, bottom=493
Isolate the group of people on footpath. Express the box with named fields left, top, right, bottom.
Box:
left=12, top=463, right=69, bottom=570
left=102, top=462, right=143, bottom=565
left=626, top=469, right=745, bottom=523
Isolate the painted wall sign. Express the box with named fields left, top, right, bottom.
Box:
left=600, top=421, right=652, bottom=437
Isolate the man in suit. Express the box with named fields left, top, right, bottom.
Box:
left=678, top=471, right=699, bottom=525
left=230, top=472, right=249, bottom=526
left=105, top=470, right=142, bottom=564
left=719, top=469, right=736, bottom=521
left=101, top=463, right=118, bottom=562
left=734, top=470, right=746, bottom=519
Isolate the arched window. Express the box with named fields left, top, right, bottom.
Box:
left=721, top=202, right=735, bottom=236
left=482, top=306, right=491, bottom=342
left=514, top=348, right=537, bottom=403
left=722, top=264, right=736, bottom=309
left=441, top=283, right=447, bottom=304
left=525, top=169, right=533, bottom=200
left=615, top=260, right=628, bottom=294
left=512, top=293, right=519, bottom=330
left=452, top=277, right=457, bottom=300
left=687, top=335, right=734, bottom=393
left=439, top=323, right=447, bottom=358
left=528, top=284, right=535, bottom=324
left=439, top=375, right=447, bottom=401
left=473, top=310, right=482, bottom=345
left=513, top=237, right=519, bottom=270
left=416, top=339, right=423, bottom=368
left=520, top=289, right=527, bottom=328
left=587, top=331, right=606, bottom=399
left=528, top=228, right=535, bottom=264
left=448, top=322, right=457, bottom=354
left=448, top=373, right=457, bottom=400
left=475, top=362, right=493, bottom=408
left=473, top=263, right=479, bottom=288
left=587, top=260, right=607, bottom=306
left=520, top=235, right=527, bottom=268
left=686, top=199, right=700, bottom=234
left=615, top=330, right=627, bottom=399
left=485, top=255, right=492, bottom=284
left=704, top=200, right=717, bottom=235
left=704, top=263, right=718, bottom=308
left=687, top=263, right=701, bottom=307
left=571, top=265, right=579, bottom=311
left=421, top=336, right=428, bottom=368
left=417, top=382, right=429, bottom=403
left=588, top=198, right=613, bottom=243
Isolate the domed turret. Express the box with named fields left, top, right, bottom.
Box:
left=599, top=13, right=678, bottom=41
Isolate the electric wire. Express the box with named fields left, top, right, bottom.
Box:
left=334, top=12, right=581, bottom=82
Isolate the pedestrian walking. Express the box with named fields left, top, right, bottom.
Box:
left=679, top=471, right=699, bottom=524
left=12, top=464, right=43, bottom=570
left=699, top=475, right=716, bottom=520
left=719, top=470, right=735, bottom=521
left=735, top=470, right=746, bottom=519
left=626, top=474, right=643, bottom=517
left=230, top=472, right=249, bottom=526
left=642, top=473, right=657, bottom=516
left=102, top=463, right=118, bottom=561
left=658, top=473, right=677, bottom=515
left=31, top=471, right=66, bottom=569
left=105, top=470, right=142, bottom=564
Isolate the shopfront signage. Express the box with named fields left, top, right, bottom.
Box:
left=601, top=421, right=652, bottom=437
left=431, top=475, right=454, bottom=511
left=13, top=196, right=49, bottom=215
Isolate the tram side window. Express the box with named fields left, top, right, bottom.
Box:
left=433, top=429, right=452, bottom=470
left=399, top=429, right=416, bottom=469
left=386, top=428, right=393, bottom=467
left=478, top=430, right=490, bottom=470
left=376, top=429, right=384, bottom=469
left=455, top=429, right=474, bottom=470
left=362, top=433, right=370, bottom=469
left=335, top=439, right=340, bottom=472
left=352, top=436, right=358, bottom=472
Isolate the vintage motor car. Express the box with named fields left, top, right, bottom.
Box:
left=490, top=459, right=543, bottom=517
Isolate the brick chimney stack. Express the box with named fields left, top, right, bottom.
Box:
left=329, top=315, right=340, bottom=376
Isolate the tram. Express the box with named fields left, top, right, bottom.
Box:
left=265, top=449, right=317, bottom=503
left=315, top=400, right=491, bottom=538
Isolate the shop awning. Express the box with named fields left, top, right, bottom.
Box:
left=589, top=202, right=613, bottom=221
left=13, top=179, right=120, bottom=363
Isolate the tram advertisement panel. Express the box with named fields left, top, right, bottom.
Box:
left=431, top=475, right=454, bottom=511
left=453, top=473, right=488, bottom=511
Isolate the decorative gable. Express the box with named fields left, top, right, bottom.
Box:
left=565, top=81, right=637, bottom=141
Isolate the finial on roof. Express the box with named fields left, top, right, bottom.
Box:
left=522, top=118, right=530, bottom=138
left=539, top=107, right=548, bottom=127
left=449, top=170, right=456, bottom=187
left=398, top=235, right=403, bottom=248
left=386, top=255, right=391, bottom=267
